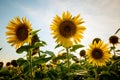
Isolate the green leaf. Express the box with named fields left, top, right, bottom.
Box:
left=44, top=51, right=55, bottom=57
left=0, top=68, right=10, bottom=76
left=68, top=53, right=74, bottom=59
left=17, top=58, right=27, bottom=66
left=116, top=50, right=120, bottom=52
left=35, top=71, right=42, bottom=79
left=34, top=42, right=44, bottom=47
left=33, top=57, right=52, bottom=65
left=31, top=29, right=40, bottom=36
left=41, top=40, right=47, bottom=45
left=110, top=46, right=116, bottom=51
left=54, top=44, right=62, bottom=49
left=70, top=44, right=84, bottom=52
left=55, top=54, right=66, bottom=60
left=34, top=41, right=47, bottom=48
left=23, top=62, right=29, bottom=73
left=47, top=70, right=58, bottom=80
left=100, top=71, right=111, bottom=76
left=16, top=45, right=34, bottom=54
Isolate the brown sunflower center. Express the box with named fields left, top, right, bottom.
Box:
left=16, top=24, right=28, bottom=41
left=92, top=48, right=103, bottom=59
left=59, top=21, right=76, bottom=38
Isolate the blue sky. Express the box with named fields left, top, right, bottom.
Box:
left=0, top=0, right=120, bottom=64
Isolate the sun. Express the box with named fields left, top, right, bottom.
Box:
left=50, top=11, right=86, bottom=48
left=6, top=17, right=32, bottom=49
left=87, top=41, right=111, bottom=67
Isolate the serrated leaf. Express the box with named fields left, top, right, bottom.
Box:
left=16, top=45, right=34, bottom=54
left=70, top=44, right=84, bottom=52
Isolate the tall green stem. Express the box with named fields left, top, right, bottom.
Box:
left=66, top=47, right=70, bottom=80
left=66, top=48, right=70, bottom=70
left=113, top=44, right=116, bottom=56
left=29, top=48, right=33, bottom=80
left=94, top=67, right=99, bottom=80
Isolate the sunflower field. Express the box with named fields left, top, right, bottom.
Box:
left=0, top=11, right=120, bottom=80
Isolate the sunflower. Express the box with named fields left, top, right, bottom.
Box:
left=50, top=11, right=86, bottom=48
left=87, top=41, right=111, bottom=67
left=6, top=17, right=32, bottom=49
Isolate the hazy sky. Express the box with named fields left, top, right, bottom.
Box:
left=0, top=0, right=120, bottom=64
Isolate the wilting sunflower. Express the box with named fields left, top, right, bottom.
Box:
left=50, top=11, right=86, bottom=48
left=6, top=17, right=32, bottom=49
left=87, top=41, right=111, bottom=67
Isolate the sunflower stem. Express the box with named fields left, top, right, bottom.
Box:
left=94, top=67, right=99, bottom=80
left=66, top=47, right=70, bottom=80
left=113, top=44, right=116, bottom=56
left=29, top=48, right=33, bottom=80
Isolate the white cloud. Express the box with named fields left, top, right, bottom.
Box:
left=15, top=0, right=120, bottom=51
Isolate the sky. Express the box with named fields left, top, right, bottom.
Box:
left=0, top=0, right=120, bottom=64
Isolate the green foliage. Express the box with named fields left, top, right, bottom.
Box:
left=55, top=44, right=62, bottom=49
left=33, top=57, right=52, bottom=65
left=16, top=45, right=34, bottom=54
left=2, top=28, right=120, bottom=80
left=116, top=50, right=120, bottom=52
left=43, top=51, right=55, bottom=57
left=31, top=29, right=40, bottom=36
left=47, top=69, right=58, bottom=80
left=17, top=58, right=27, bottom=66
left=70, top=44, right=84, bottom=52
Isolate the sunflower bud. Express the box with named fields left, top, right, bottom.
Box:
left=92, top=38, right=101, bottom=44
left=109, top=35, right=119, bottom=45
left=72, top=56, right=78, bottom=61
left=79, top=50, right=86, bottom=57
